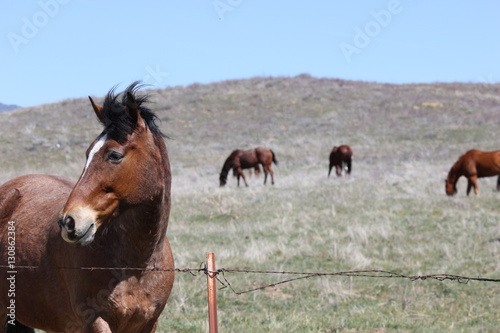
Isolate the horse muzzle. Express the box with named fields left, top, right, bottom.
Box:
left=58, top=207, right=97, bottom=246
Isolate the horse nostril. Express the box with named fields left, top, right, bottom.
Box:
left=66, top=216, right=75, bottom=231
left=58, top=216, right=76, bottom=230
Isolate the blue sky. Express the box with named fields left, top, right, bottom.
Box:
left=1, top=1, right=499, bottom=107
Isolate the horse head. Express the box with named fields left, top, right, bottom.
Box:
left=445, top=179, right=457, bottom=196
left=58, top=83, right=168, bottom=246
left=219, top=175, right=227, bottom=187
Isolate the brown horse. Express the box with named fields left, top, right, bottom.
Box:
left=445, top=149, right=500, bottom=196
left=328, top=145, right=353, bottom=177
left=219, top=147, right=278, bottom=187
left=0, top=82, right=174, bottom=332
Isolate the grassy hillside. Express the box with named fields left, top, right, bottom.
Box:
left=1, top=75, right=500, bottom=332
left=2, top=75, right=499, bottom=180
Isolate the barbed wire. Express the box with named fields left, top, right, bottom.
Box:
left=0, top=264, right=201, bottom=274
left=1, top=264, right=499, bottom=295
left=214, top=268, right=500, bottom=295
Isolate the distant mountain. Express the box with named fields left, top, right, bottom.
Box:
left=0, top=102, right=21, bottom=112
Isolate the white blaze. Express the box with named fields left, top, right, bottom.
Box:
left=82, top=135, right=107, bottom=177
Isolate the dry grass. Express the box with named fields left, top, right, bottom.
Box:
left=2, top=75, right=500, bottom=332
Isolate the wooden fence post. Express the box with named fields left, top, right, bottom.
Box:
left=206, top=252, right=218, bottom=333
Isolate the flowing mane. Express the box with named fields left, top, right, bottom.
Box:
left=98, top=82, right=166, bottom=142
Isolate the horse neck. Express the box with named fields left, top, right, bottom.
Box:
left=94, top=192, right=169, bottom=270
left=220, top=158, right=234, bottom=179
left=118, top=196, right=169, bottom=265
left=447, top=160, right=463, bottom=185
left=99, top=141, right=170, bottom=268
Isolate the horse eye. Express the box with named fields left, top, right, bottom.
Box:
left=108, top=151, right=124, bottom=162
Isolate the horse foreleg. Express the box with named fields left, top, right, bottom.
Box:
left=472, top=176, right=479, bottom=196
left=236, top=168, right=248, bottom=187
left=347, top=160, right=352, bottom=175
left=497, top=176, right=500, bottom=191
left=88, top=317, right=112, bottom=333
left=467, top=176, right=479, bottom=196
left=336, top=165, right=342, bottom=177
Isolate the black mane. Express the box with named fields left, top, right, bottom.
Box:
left=100, top=81, right=166, bottom=142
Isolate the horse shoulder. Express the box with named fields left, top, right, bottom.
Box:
left=461, top=158, right=478, bottom=176
left=0, top=187, right=21, bottom=222
left=106, top=242, right=174, bottom=330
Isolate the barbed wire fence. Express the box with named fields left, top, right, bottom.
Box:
left=2, top=262, right=499, bottom=295
left=2, top=255, right=500, bottom=332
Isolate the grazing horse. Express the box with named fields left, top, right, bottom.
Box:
left=219, top=147, right=278, bottom=187
left=0, top=82, right=174, bottom=332
left=328, top=145, right=353, bottom=177
left=445, top=149, right=500, bottom=196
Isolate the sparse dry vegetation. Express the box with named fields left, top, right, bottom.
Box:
left=1, top=75, right=500, bottom=332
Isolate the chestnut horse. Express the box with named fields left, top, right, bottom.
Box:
left=0, top=83, right=174, bottom=332
left=219, top=147, right=278, bottom=187
left=328, top=145, right=353, bottom=177
left=445, top=149, right=500, bottom=196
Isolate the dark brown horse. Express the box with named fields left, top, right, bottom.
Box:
left=445, top=149, right=500, bottom=196
left=219, top=147, right=278, bottom=187
left=0, top=83, right=174, bottom=332
left=328, top=145, right=353, bottom=177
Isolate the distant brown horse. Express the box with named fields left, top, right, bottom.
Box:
left=220, top=147, right=278, bottom=187
left=328, top=145, right=353, bottom=177
left=445, top=149, right=500, bottom=196
left=0, top=83, right=174, bottom=332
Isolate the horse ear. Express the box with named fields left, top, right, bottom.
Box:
left=89, top=97, right=105, bottom=123
left=125, top=92, right=145, bottom=130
